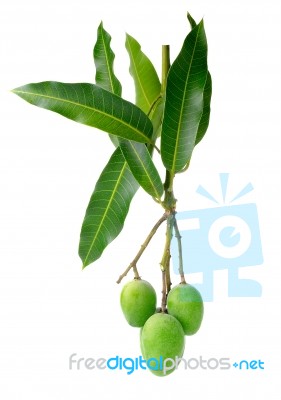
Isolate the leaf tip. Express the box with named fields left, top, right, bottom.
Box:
left=187, top=12, right=197, bottom=29
left=125, top=32, right=138, bottom=46
left=11, top=87, right=19, bottom=93
left=81, top=261, right=89, bottom=270
left=125, top=32, right=133, bottom=45
left=10, top=87, right=22, bottom=97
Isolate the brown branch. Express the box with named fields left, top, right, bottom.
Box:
left=116, top=212, right=169, bottom=284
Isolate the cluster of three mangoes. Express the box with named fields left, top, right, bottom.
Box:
left=120, top=278, right=203, bottom=376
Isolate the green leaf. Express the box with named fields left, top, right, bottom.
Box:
left=119, top=141, right=163, bottom=200
left=12, top=82, right=153, bottom=144
left=161, top=21, right=208, bottom=174
left=94, top=22, right=122, bottom=147
left=187, top=13, right=212, bottom=146
left=195, top=72, right=212, bottom=145
left=79, top=147, right=138, bottom=268
left=94, top=22, right=122, bottom=97
left=125, top=33, right=161, bottom=113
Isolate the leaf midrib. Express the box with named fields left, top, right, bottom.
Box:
left=13, top=88, right=152, bottom=144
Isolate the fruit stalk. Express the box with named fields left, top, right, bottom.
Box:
left=132, top=265, right=140, bottom=280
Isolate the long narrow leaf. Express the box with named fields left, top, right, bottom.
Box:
left=94, top=22, right=122, bottom=147
left=79, top=147, right=139, bottom=268
left=161, top=21, right=208, bottom=174
left=187, top=13, right=212, bottom=146
left=125, top=34, right=161, bottom=113
left=119, top=141, right=163, bottom=200
left=94, top=22, right=122, bottom=97
left=12, top=82, right=153, bottom=144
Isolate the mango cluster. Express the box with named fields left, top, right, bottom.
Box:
left=120, top=279, right=203, bottom=376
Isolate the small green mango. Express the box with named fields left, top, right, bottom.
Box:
left=120, top=279, right=156, bottom=327
left=167, top=283, right=204, bottom=335
left=140, top=313, right=185, bottom=376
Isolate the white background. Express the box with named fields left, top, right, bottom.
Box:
left=1, top=0, right=281, bottom=398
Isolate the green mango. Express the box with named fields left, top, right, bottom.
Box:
left=120, top=279, right=156, bottom=327
left=140, top=313, right=185, bottom=376
left=167, top=283, right=204, bottom=335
